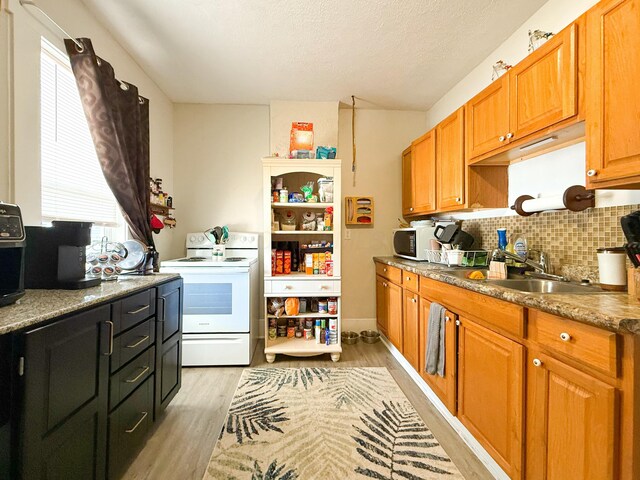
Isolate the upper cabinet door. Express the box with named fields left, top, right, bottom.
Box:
left=509, top=23, right=578, bottom=141
left=436, top=107, right=465, bottom=210
left=401, top=146, right=414, bottom=216
left=466, top=75, right=510, bottom=161
left=411, top=129, right=437, bottom=214
left=586, top=0, right=640, bottom=187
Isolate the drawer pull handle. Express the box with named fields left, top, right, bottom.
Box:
left=125, top=411, right=148, bottom=433
left=284, top=285, right=292, bottom=290
left=559, top=332, right=571, bottom=342
left=125, top=365, right=150, bottom=384
left=127, top=305, right=149, bottom=315
left=533, top=358, right=543, bottom=367
left=126, top=335, right=150, bottom=349
left=321, top=285, right=329, bottom=290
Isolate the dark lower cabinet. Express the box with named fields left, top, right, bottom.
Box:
left=107, top=376, right=154, bottom=480
left=9, top=279, right=183, bottom=480
left=18, top=305, right=111, bottom=480
left=155, top=279, right=183, bottom=417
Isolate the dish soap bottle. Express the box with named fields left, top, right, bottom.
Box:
left=512, top=233, right=528, bottom=265
left=497, top=228, right=508, bottom=251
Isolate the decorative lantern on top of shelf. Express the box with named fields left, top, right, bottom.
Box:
left=528, top=29, right=554, bottom=52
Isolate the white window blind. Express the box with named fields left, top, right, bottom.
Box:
left=40, top=38, right=120, bottom=227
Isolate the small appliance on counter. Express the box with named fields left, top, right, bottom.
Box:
left=0, top=202, right=26, bottom=307
left=24, top=221, right=101, bottom=289
left=393, top=220, right=458, bottom=261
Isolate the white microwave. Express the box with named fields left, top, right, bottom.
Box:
left=393, top=227, right=437, bottom=261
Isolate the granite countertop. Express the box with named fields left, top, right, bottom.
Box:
left=0, top=274, right=181, bottom=336
left=374, top=256, right=640, bottom=335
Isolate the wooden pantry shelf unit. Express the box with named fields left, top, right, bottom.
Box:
left=262, top=157, right=342, bottom=363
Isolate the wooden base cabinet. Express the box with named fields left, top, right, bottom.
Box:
left=526, top=351, right=617, bottom=480
left=418, top=298, right=457, bottom=415
left=457, top=317, right=524, bottom=479
left=402, top=288, right=420, bottom=371
left=376, top=276, right=389, bottom=336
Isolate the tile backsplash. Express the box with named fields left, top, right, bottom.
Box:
left=461, top=205, right=640, bottom=282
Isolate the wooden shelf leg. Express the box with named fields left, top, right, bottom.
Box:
left=266, top=354, right=276, bottom=364
left=330, top=353, right=341, bottom=363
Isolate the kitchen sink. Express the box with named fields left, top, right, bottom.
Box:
left=485, top=279, right=608, bottom=294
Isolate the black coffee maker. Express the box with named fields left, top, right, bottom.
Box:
left=25, top=221, right=101, bottom=289
left=0, top=203, right=26, bottom=307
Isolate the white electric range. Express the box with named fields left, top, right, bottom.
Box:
left=160, top=232, right=260, bottom=366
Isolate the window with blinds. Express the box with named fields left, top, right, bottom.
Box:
left=40, top=38, right=120, bottom=227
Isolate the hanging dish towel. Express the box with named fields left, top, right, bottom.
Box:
left=425, top=302, right=446, bottom=377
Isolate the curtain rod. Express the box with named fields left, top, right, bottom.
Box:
left=19, top=0, right=84, bottom=52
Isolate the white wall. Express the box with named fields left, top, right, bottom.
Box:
left=425, top=0, right=640, bottom=219
left=171, top=104, right=270, bottom=259
left=338, top=108, right=427, bottom=326
left=2, top=0, right=175, bottom=257
left=269, top=101, right=339, bottom=157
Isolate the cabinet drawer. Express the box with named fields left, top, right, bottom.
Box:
left=265, top=279, right=340, bottom=295
left=528, top=310, right=618, bottom=377
left=111, top=319, right=156, bottom=373
left=402, top=270, right=419, bottom=292
left=421, top=278, right=525, bottom=338
left=112, top=288, right=156, bottom=334
left=110, top=346, right=155, bottom=410
left=375, top=263, right=402, bottom=284
left=108, top=376, right=154, bottom=480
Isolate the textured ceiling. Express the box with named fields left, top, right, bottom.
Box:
left=80, top=0, right=547, bottom=110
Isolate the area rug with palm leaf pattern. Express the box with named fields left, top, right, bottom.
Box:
left=204, top=367, right=463, bottom=480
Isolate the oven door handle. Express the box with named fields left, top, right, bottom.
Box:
left=157, top=297, right=165, bottom=323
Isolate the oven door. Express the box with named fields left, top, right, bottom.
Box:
left=177, top=268, right=250, bottom=333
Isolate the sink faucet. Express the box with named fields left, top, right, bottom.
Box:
left=491, top=249, right=569, bottom=282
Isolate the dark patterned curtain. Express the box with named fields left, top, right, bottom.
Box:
left=64, top=37, right=157, bottom=270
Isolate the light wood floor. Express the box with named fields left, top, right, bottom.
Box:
left=123, top=340, right=492, bottom=480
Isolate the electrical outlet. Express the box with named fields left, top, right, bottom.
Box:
left=345, top=229, right=351, bottom=240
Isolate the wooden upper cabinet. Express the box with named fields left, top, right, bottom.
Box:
left=465, top=75, right=510, bottom=160
left=402, top=288, right=420, bottom=371
left=509, top=23, right=578, bottom=142
left=526, top=351, right=617, bottom=480
left=401, top=146, right=414, bottom=216
left=586, top=0, right=640, bottom=188
left=436, top=107, right=465, bottom=211
left=457, top=317, right=524, bottom=479
left=411, top=129, right=437, bottom=214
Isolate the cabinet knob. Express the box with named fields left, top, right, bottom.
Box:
left=559, top=332, right=571, bottom=342
left=587, top=169, right=598, bottom=177
left=383, top=282, right=388, bottom=287
left=456, top=197, right=461, bottom=203
left=533, top=358, right=543, bottom=367
left=506, top=132, right=514, bottom=139
left=455, top=319, right=461, bottom=326
left=409, top=207, right=414, bottom=212
left=499, top=135, right=506, bottom=142
left=406, top=276, right=411, bottom=280
left=445, top=316, right=451, bottom=322
left=383, top=268, right=387, bottom=272
left=412, top=298, right=417, bottom=303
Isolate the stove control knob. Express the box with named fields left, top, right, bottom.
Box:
left=198, top=235, right=204, bottom=243
left=189, top=235, right=196, bottom=243
left=242, top=236, right=247, bottom=243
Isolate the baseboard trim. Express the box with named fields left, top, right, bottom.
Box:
left=380, top=335, right=509, bottom=480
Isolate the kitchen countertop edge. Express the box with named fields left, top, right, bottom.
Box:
left=0, top=273, right=182, bottom=336
left=374, top=256, right=640, bottom=335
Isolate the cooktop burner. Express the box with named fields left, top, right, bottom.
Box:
left=224, top=257, right=247, bottom=262
left=178, top=257, right=207, bottom=262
